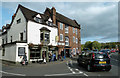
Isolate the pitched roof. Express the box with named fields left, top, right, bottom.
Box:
left=18, top=4, right=49, bottom=22
left=45, top=8, right=80, bottom=28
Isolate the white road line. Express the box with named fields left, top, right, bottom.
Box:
left=75, top=69, right=83, bottom=74
left=45, top=73, right=84, bottom=76
left=0, top=71, right=26, bottom=76
left=83, top=73, right=88, bottom=77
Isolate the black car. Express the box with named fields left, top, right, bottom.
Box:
left=77, top=52, right=111, bottom=72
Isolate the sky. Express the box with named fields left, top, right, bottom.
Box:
left=0, top=2, right=118, bottom=44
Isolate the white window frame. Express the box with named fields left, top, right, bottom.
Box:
left=60, top=34, right=63, bottom=41
left=65, top=25, right=68, bottom=33
left=65, top=37, right=69, bottom=46
left=73, top=27, right=75, bottom=33
left=76, top=38, right=78, bottom=44
left=76, top=29, right=77, bottom=35
left=73, top=48, right=76, bottom=55
left=60, top=23, right=63, bottom=30
left=73, top=36, right=75, bottom=43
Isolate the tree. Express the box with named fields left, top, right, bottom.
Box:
left=92, top=41, right=101, bottom=50
left=84, top=41, right=92, bottom=50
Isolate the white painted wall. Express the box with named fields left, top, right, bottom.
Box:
left=16, top=43, right=28, bottom=62
left=7, top=8, right=26, bottom=43
left=2, top=44, right=16, bottom=62
left=27, top=21, right=58, bottom=46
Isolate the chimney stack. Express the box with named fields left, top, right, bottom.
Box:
left=12, top=14, right=16, bottom=20
left=52, top=7, right=56, bottom=25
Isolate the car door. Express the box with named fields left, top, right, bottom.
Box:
left=80, top=52, right=86, bottom=65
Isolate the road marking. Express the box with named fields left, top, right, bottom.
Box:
left=83, top=73, right=88, bottom=76
left=45, top=73, right=84, bottom=76
left=0, top=71, right=26, bottom=76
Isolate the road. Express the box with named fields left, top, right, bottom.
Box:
left=1, top=52, right=120, bottom=77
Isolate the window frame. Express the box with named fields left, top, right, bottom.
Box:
left=65, top=24, right=69, bottom=33
left=60, top=23, right=63, bottom=30
left=65, top=36, right=69, bottom=46
left=17, top=18, right=21, bottom=24
left=60, top=34, right=63, bottom=41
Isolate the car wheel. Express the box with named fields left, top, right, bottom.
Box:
left=87, top=64, right=92, bottom=72
left=105, top=69, right=111, bottom=72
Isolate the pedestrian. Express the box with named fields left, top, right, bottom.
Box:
left=42, top=51, right=46, bottom=64
left=61, top=51, right=64, bottom=61
left=21, top=53, right=28, bottom=66
left=49, top=52, right=52, bottom=62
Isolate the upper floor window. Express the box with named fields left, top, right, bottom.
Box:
left=45, top=32, right=49, bottom=42
left=2, top=39, right=4, bottom=44
left=17, top=18, right=21, bottom=24
left=73, top=27, right=75, bottom=33
left=73, top=36, right=75, bottom=43
left=60, top=34, right=63, bottom=41
left=76, top=29, right=77, bottom=35
left=20, top=32, right=23, bottom=41
left=65, top=37, right=69, bottom=46
left=65, top=25, right=68, bottom=33
left=76, top=38, right=78, bottom=44
left=47, top=21, right=53, bottom=26
left=34, top=17, right=42, bottom=23
left=60, top=23, right=63, bottom=30
left=6, top=36, right=7, bottom=43
left=40, top=32, right=43, bottom=41
left=11, top=36, right=12, bottom=43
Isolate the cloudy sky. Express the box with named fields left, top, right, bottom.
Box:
left=0, top=2, right=118, bottom=44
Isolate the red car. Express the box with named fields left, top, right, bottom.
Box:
left=111, top=49, right=116, bottom=53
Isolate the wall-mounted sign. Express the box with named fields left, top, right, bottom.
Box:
left=18, top=47, right=25, bottom=56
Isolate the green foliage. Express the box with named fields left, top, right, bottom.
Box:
left=92, top=41, right=101, bottom=50
left=84, top=41, right=92, bottom=50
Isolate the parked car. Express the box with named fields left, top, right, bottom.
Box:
left=77, top=52, right=111, bottom=72
left=92, top=49, right=99, bottom=52
left=111, top=49, right=116, bottom=53
left=100, top=49, right=111, bottom=54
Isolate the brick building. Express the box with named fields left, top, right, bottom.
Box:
left=44, top=7, right=81, bottom=57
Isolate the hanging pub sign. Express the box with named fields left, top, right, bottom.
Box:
left=18, top=47, right=25, bottom=56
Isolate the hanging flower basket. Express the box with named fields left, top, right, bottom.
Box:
left=28, top=43, right=34, bottom=49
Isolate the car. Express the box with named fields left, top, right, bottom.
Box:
left=77, top=52, right=111, bottom=72
left=100, top=49, right=111, bottom=54
left=92, top=49, right=99, bottom=52
left=111, top=49, right=116, bottom=53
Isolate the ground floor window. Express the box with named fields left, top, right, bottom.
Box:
left=18, top=47, right=25, bottom=56
left=30, top=49, right=40, bottom=59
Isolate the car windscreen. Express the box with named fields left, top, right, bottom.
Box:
left=95, top=53, right=109, bottom=59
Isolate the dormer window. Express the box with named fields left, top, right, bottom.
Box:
left=34, top=17, right=42, bottom=23
left=46, top=21, right=53, bottom=26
